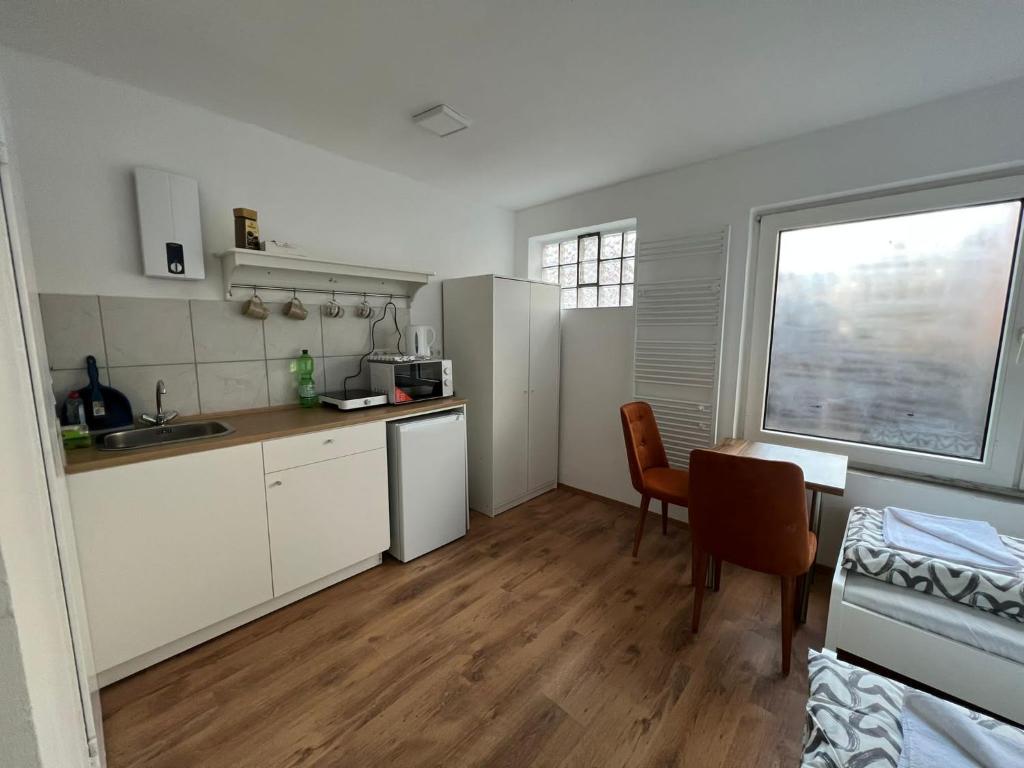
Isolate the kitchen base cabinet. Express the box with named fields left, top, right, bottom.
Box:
left=68, top=443, right=272, bottom=674
left=96, top=554, right=382, bottom=686
left=68, top=417, right=403, bottom=684
left=266, top=448, right=390, bottom=596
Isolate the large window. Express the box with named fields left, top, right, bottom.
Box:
left=540, top=229, right=636, bottom=309
left=746, top=177, right=1024, bottom=487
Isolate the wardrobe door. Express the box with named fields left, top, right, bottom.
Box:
left=491, top=278, right=531, bottom=509
left=528, top=282, right=560, bottom=492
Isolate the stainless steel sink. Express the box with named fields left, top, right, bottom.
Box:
left=98, top=421, right=234, bottom=451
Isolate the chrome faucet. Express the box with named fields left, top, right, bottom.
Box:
left=140, top=379, right=179, bottom=426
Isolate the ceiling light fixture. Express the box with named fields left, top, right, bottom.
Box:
left=412, top=104, right=470, bottom=137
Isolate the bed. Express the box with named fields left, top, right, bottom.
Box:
left=824, top=507, right=1024, bottom=725
left=801, top=650, right=1024, bottom=767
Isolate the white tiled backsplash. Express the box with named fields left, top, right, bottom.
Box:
left=39, top=294, right=409, bottom=417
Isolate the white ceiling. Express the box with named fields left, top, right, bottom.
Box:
left=3, top=1, right=1024, bottom=210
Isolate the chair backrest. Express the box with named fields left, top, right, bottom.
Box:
left=620, top=402, right=669, bottom=494
left=688, top=448, right=809, bottom=576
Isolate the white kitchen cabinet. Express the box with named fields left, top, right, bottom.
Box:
left=265, top=447, right=390, bottom=595
left=68, top=443, right=272, bottom=673
left=68, top=418, right=396, bottom=683
left=443, top=275, right=561, bottom=515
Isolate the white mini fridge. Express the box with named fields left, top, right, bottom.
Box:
left=386, top=409, right=468, bottom=562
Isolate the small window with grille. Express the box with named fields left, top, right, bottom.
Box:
left=540, top=229, right=636, bottom=309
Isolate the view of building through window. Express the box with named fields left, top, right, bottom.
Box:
left=541, top=230, right=636, bottom=309
left=764, top=201, right=1021, bottom=460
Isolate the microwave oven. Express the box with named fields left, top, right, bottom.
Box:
left=369, top=358, right=453, bottom=404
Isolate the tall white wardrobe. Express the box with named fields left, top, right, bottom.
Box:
left=443, top=275, right=560, bottom=516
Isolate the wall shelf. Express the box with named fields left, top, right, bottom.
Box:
left=216, top=248, right=434, bottom=301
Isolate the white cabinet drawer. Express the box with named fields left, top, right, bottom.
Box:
left=262, top=421, right=385, bottom=473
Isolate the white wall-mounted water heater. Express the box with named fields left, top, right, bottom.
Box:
left=134, top=167, right=204, bottom=280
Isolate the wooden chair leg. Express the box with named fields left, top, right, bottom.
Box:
left=780, top=575, right=796, bottom=676
left=691, top=548, right=708, bottom=634
left=661, top=499, right=668, bottom=535
left=632, top=494, right=650, bottom=558
left=713, top=557, right=722, bottom=592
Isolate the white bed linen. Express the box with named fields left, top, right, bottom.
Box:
left=844, top=572, right=1024, bottom=664
left=883, top=506, right=1020, bottom=572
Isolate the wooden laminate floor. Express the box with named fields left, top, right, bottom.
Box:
left=101, top=487, right=828, bottom=767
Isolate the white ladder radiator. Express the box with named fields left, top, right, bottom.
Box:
left=633, top=229, right=728, bottom=468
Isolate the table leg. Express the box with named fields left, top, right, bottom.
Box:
left=704, top=556, right=720, bottom=591
left=797, top=490, right=823, bottom=624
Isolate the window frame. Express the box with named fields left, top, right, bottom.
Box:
left=743, top=175, right=1024, bottom=488
left=539, top=227, right=636, bottom=309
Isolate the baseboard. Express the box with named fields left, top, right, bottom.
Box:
left=475, top=483, right=558, bottom=517
left=97, top=554, right=383, bottom=687
left=557, top=483, right=691, bottom=527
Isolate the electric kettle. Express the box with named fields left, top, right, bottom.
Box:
left=409, top=325, right=436, bottom=357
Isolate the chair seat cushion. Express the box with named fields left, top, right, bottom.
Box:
left=642, top=467, right=689, bottom=506
left=725, top=530, right=816, bottom=577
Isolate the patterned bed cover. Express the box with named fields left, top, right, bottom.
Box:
left=801, top=651, right=1023, bottom=767
left=840, top=507, right=1024, bottom=623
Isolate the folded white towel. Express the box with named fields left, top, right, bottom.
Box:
left=897, top=690, right=1024, bottom=768
left=883, top=506, right=1020, bottom=573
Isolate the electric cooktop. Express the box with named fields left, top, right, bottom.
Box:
left=318, top=388, right=388, bottom=411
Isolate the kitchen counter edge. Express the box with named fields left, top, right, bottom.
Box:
left=64, top=397, right=468, bottom=475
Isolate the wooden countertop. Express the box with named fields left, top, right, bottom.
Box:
left=65, top=397, right=467, bottom=475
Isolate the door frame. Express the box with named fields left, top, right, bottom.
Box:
left=0, top=131, right=102, bottom=765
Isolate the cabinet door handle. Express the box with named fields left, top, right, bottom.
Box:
left=269, top=480, right=283, bottom=488
left=323, top=438, right=335, bottom=445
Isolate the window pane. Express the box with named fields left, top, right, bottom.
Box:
left=601, top=233, right=622, bottom=259
left=599, top=285, right=620, bottom=307
left=559, top=240, right=577, bottom=264
left=560, top=288, right=577, bottom=309
left=620, top=284, right=634, bottom=306
left=559, top=264, right=577, bottom=288
left=579, top=260, right=598, bottom=285
left=624, top=230, right=637, bottom=257
left=622, top=257, right=635, bottom=283
left=541, top=266, right=559, bottom=284
left=542, top=243, right=559, bottom=267
left=580, top=235, right=599, bottom=261
left=599, top=259, right=621, bottom=285
left=579, top=286, right=598, bottom=308
left=764, top=201, right=1020, bottom=460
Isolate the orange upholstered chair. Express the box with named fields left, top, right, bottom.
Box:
left=687, top=448, right=816, bottom=675
left=619, top=402, right=689, bottom=558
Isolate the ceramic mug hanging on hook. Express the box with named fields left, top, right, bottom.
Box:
left=284, top=290, right=308, bottom=320
left=242, top=289, right=270, bottom=320
left=355, top=294, right=373, bottom=319
left=322, top=292, right=344, bottom=319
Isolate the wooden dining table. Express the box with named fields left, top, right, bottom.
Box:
left=707, top=438, right=849, bottom=624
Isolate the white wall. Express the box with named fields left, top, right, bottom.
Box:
left=0, top=46, right=514, bottom=337
left=517, top=76, right=1024, bottom=562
